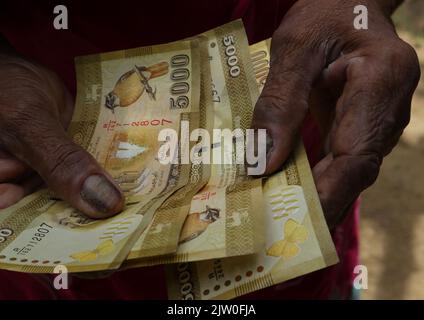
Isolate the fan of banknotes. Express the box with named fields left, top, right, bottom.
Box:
left=0, top=20, right=338, bottom=299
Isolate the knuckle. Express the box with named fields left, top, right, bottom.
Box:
left=268, top=64, right=307, bottom=88
left=388, top=100, right=411, bottom=132
left=0, top=63, right=60, bottom=148
left=260, top=64, right=311, bottom=112
left=397, top=105, right=411, bottom=129
left=0, top=59, right=56, bottom=108
left=358, top=153, right=381, bottom=188
left=255, top=90, right=307, bottom=124
left=272, top=31, right=305, bottom=53
left=383, top=40, right=421, bottom=86
left=272, top=29, right=324, bottom=61
left=47, top=143, right=89, bottom=181
left=385, top=112, right=409, bottom=134
left=0, top=102, right=55, bottom=152
left=0, top=108, right=42, bottom=149
left=398, top=41, right=421, bottom=85
left=0, top=61, right=43, bottom=96
left=258, top=92, right=291, bottom=109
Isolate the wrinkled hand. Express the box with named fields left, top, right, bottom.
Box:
left=252, top=0, right=420, bottom=228
left=0, top=54, right=124, bottom=217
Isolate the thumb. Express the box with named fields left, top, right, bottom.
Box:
left=3, top=116, right=124, bottom=219
left=251, top=36, right=327, bottom=175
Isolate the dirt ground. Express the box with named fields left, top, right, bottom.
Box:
left=360, top=1, right=424, bottom=300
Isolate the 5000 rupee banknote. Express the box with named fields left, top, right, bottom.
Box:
left=0, top=39, right=201, bottom=273
left=124, top=20, right=265, bottom=266
left=166, top=39, right=338, bottom=300
left=126, top=36, right=213, bottom=258
left=70, top=39, right=202, bottom=207
left=167, top=144, right=338, bottom=300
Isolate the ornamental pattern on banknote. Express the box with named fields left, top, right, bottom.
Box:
left=215, top=24, right=256, bottom=181
left=284, top=156, right=301, bottom=186
left=0, top=192, right=53, bottom=252
left=225, top=180, right=260, bottom=256
left=68, top=56, right=103, bottom=149
left=250, top=38, right=271, bottom=93
left=215, top=26, right=254, bottom=132
left=234, top=273, right=274, bottom=297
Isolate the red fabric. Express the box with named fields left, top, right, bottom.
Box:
left=0, top=0, right=359, bottom=300
left=0, top=0, right=294, bottom=96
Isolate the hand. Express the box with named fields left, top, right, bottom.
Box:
left=251, top=0, right=420, bottom=228
left=0, top=54, right=124, bottom=218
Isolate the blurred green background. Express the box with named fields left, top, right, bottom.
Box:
left=360, top=0, right=424, bottom=300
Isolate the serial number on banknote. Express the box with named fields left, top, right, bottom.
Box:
left=14, top=223, right=53, bottom=256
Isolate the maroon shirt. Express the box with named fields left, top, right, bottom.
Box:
left=0, top=0, right=358, bottom=299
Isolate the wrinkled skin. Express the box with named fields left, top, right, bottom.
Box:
left=252, top=0, right=420, bottom=227
left=0, top=55, right=124, bottom=218
left=0, top=0, right=420, bottom=229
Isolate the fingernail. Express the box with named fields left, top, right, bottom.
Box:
left=80, top=175, right=123, bottom=215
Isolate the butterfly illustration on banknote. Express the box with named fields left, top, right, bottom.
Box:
left=265, top=186, right=309, bottom=259
left=266, top=219, right=308, bottom=259
left=70, top=240, right=115, bottom=262
left=105, top=62, right=169, bottom=112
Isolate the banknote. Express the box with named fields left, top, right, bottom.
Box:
left=123, top=20, right=265, bottom=266
left=69, top=40, right=202, bottom=206
left=0, top=39, right=201, bottom=273
left=166, top=39, right=338, bottom=300
left=166, top=146, right=339, bottom=300
left=126, top=37, right=213, bottom=258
